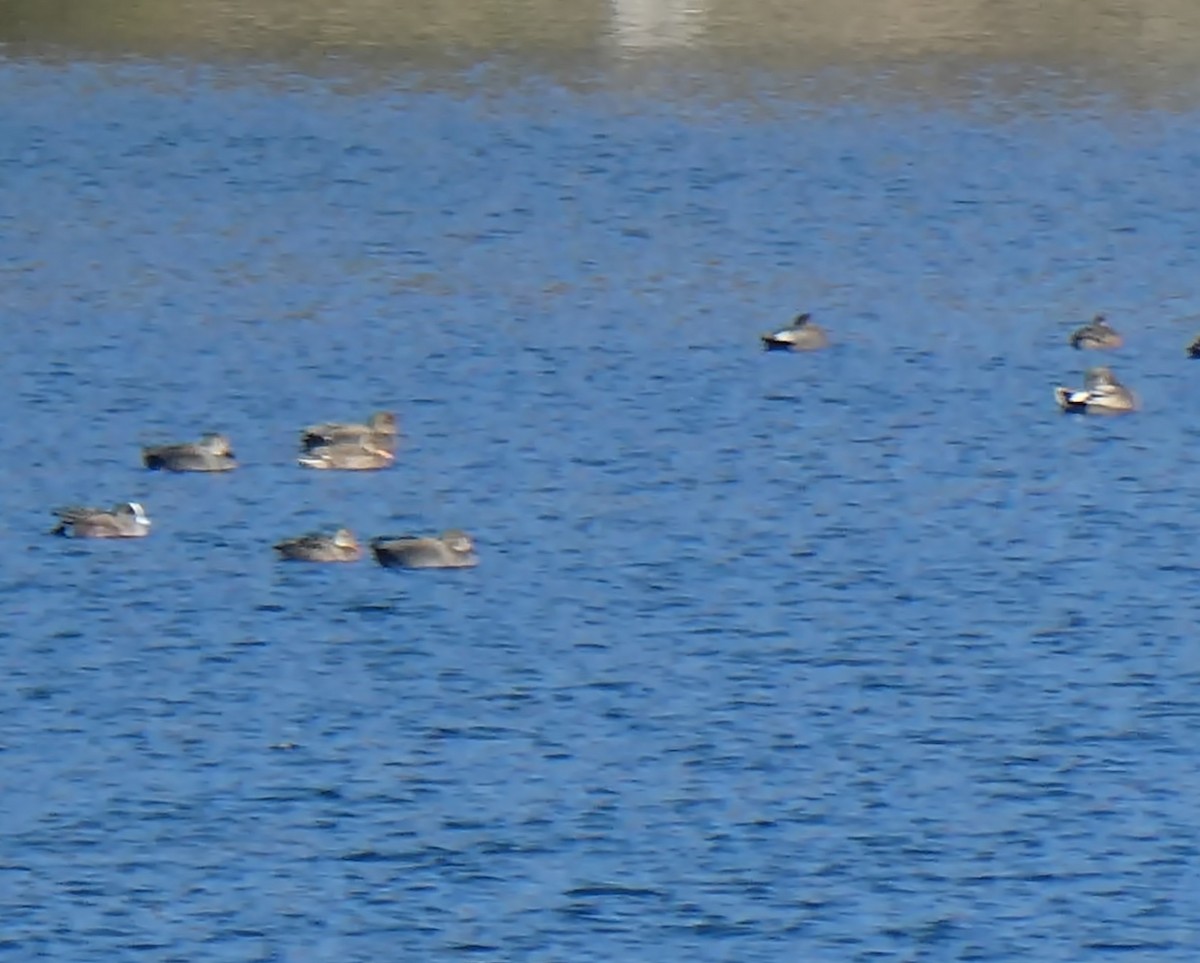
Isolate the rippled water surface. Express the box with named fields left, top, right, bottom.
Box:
left=5, top=26, right=1200, bottom=961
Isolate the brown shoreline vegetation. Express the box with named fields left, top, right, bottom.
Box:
left=4, top=0, right=1200, bottom=81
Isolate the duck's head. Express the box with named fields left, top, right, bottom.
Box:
left=119, top=502, right=152, bottom=527
left=368, top=411, right=398, bottom=433
left=1084, top=366, right=1117, bottom=388
left=200, top=433, right=234, bottom=456
left=442, top=530, right=475, bottom=555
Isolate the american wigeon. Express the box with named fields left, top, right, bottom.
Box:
left=142, top=433, right=237, bottom=472
left=297, top=441, right=395, bottom=471
left=51, top=502, right=152, bottom=538
left=1069, top=314, right=1123, bottom=350
left=370, top=530, right=478, bottom=569
left=301, top=411, right=397, bottom=453
left=1055, top=366, right=1136, bottom=414
left=274, top=527, right=362, bottom=562
left=761, top=312, right=829, bottom=351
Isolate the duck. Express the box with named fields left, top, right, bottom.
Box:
left=274, top=527, right=361, bottom=562
left=51, top=502, right=152, bottom=538
left=142, top=433, right=237, bottom=472
left=1055, top=366, right=1136, bottom=414
left=297, top=441, right=395, bottom=471
left=1187, top=334, right=1200, bottom=358
left=760, top=312, right=829, bottom=351
left=300, top=410, right=397, bottom=454
left=1069, top=314, right=1123, bottom=350
left=370, top=530, right=478, bottom=569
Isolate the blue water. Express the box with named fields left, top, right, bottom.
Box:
left=4, top=56, right=1200, bottom=960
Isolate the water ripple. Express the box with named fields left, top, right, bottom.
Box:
left=3, top=56, right=1200, bottom=962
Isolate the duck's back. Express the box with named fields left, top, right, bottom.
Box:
left=372, top=536, right=474, bottom=569
left=143, top=444, right=234, bottom=472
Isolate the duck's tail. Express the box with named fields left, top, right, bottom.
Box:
left=296, top=452, right=330, bottom=469
left=1055, top=387, right=1089, bottom=412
